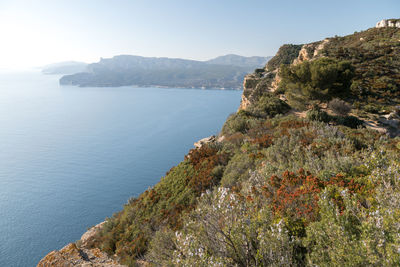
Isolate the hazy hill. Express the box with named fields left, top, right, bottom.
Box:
left=42, top=61, right=88, bottom=75
left=59, top=55, right=270, bottom=89
left=205, top=54, right=272, bottom=68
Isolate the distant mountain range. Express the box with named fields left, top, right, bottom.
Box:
left=206, top=54, right=271, bottom=68
left=58, top=55, right=271, bottom=89
left=42, top=61, right=88, bottom=75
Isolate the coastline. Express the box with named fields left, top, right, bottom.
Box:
left=37, top=221, right=127, bottom=267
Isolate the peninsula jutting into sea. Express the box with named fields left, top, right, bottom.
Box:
left=56, top=54, right=271, bottom=89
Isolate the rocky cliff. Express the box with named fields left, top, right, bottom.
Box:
left=239, top=38, right=330, bottom=110
left=37, top=222, right=126, bottom=267
left=38, top=19, right=400, bottom=266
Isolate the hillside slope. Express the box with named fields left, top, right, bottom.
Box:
left=38, top=20, right=400, bottom=266
left=41, top=61, right=88, bottom=75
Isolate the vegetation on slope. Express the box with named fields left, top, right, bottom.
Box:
left=244, top=27, right=400, bottom=117
left=145, top=118, right=400, bottom=266
left=266, top=44, right=303, bottom=71
left=87, top=24, right=400, bottom=266
left=89, top=146, right=230, bottom=265
left=321, top=27, right=400, bottom=110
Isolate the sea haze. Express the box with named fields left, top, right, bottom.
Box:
left=0, top=71, right=242, bottom=267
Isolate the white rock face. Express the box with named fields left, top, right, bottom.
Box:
left=376, top=19, right=400, bottom=28
left=376, top=19, right=387, bottom=28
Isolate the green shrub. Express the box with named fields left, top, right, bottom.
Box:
left=221, top=96, right=289, bottom=135
left=221, top=113, right=248, bottom=135
left=253, top=120, right=369, bottom=180
left=335, top=115, right=363, bottom=128
left=266, top=44, right=303, bottom=71
left=280, top=57, right=355, bottom=106
left=306, top=108, right=331, bottom=123
left=254, top=68, right=265, bottom=75
left=220, top=153, right=255, bottom=187
left=305, top=155, right=400, bottom=267
left=363, top=103, right=381, bottom=114
left=350, top=80, right=365, bottom=95
left=328, top=98, right=352, bottom=116
left=247, top=94, right=290, bottom=118
left=169, top=188, right=298, bottom=266
left=146, top=228, right=176, bottom=266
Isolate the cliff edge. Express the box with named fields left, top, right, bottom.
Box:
left=37, top=222, right=126, bottom=267
left=38, top=19, right=400, bottom=266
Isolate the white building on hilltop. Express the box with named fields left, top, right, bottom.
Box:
left=376, top=19, right=400, bottom=28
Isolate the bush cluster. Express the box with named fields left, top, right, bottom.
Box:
left=328, top=98, right=352, bottom=116
left=321, top=27, right=400, bottom=111
left=335, top=115, right=363, bottom=128
left=306, top=108, right=331, bottom=123
left=279, top=57, right=355, bottom=108
left=246, top=94, right=290, bottom=118
left=266, top=44, right=303, bottom=71
left=221, top=95, right=290, bottom=135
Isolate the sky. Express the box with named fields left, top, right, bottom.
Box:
left=0, top=0, right=399, bottom=69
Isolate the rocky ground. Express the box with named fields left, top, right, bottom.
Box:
left=37, top=222, right=126, bottom=267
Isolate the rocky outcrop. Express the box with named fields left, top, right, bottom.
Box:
left=238, top=44, right=305, bottom=111
left=37, top=222, right=126, bottom=267
left=239, top=74, right=260, bottom=110
left=194, top=135, right=216, bottom=148
left=37, top=243, right=124, bottom=267
left=293, top=39, right=329, bottom=65
left=239, top=39, right=329, bottom=111
left=239, top=71, right=279, bottom=110
left=376, top=19, right=400, bottom=28
left=238, top=36, right=334, bottom=112
left=239, top=90, right=252, bottom=110
left=292, top=44, right=313, bottom=65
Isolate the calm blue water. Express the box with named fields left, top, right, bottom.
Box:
left=0, top=71, right=241, bottom=267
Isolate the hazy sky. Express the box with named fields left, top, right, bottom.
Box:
left=0, top=0, right=399, bottom=69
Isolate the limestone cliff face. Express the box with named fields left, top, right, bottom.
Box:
left=239, top=70, right=279, bottom=110
left=239, top=40, right=329, bottom=111
left=239, top=74, right=263, bottom=110
left=37, top=222, right=126, bottom=267
left=293, top=39, right=329, bottom=65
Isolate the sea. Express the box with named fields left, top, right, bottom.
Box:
left=0, top=70, right=242, bottom=266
